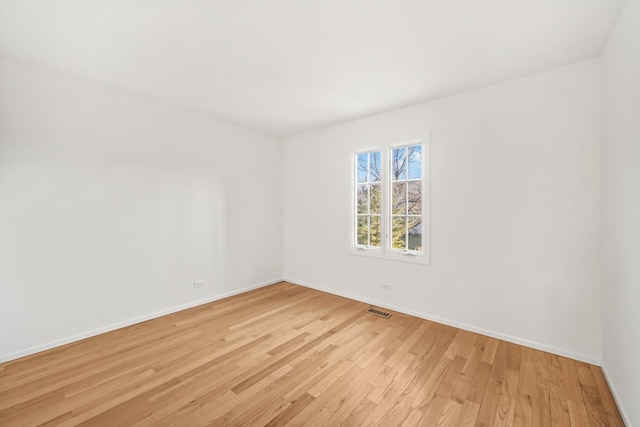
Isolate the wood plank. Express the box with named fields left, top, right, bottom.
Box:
left=517, top=347, right=537, bottom=397
left=263, top=392, right=314, bottom=426
left=548, top=354, right=571, bottom=426
left=494, top=368, right=519, bottom=426
left=435, top=399, right=462, bottom=426
left=457, top=400, right=480, bottom=426
left=401, top=409, right=424, bottom=426
left=589, top=365, right=624, bottom=423
left=513, top=392, right=533, bottom=427
left=575, top=361, right=611, bottom=426
left=532, top=386, right=551, bottom=427
left=568, top=399, right=591, bottom=427
left=475, top=378, right=502, bottom=427
left=560, top=357, right=584, bottom=404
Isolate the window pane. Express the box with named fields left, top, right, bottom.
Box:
left=392, top=147, right=407, bottom=181
left=357, top=185, right=369, bottom=214
left=370, top=216, right=381, bottom=247
left=357, top=153, right=368, bottom=183
left=392, top=182, right=407, bottom=214
left=408, top=145, right=422, bottom=179
left=369, top=151, right=381, bottom=182
left=370, top=183, right=381, bottom=214
left=408, top=217, right=422, bottom=251
left=408, top=181, right=422, bottom=214
left=392, top=217, right=407, bottom=250
left=357, top=216, right=369, bottom=245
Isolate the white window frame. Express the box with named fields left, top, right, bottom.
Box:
left=349, top=134, right=430, bottom=265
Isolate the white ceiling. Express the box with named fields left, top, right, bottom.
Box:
left=0, top=0, right=625, bottom=136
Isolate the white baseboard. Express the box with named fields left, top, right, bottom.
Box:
left=601, top=365, right=631, bottom=427
left=284, top=277, right=601, bottom=366
left=0, top=278, right=283, bottom=364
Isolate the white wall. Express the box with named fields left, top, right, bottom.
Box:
left=0, top=59, right=283, bottom=362
left=601, top=0, right=640, bottom=423
left=283, top=60, right=602, bottom=363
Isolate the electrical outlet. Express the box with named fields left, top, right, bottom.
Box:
left=193, top=281, right=204, bottom=288
left=381, top=283, right=391, bottom=291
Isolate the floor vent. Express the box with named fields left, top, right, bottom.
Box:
left=367, top=307, right=392, bottom=319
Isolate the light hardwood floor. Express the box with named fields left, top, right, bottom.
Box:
left=0, top=282, right=624, bottom=426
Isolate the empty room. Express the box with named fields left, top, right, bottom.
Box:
left=0, top=0, right=638, bottom=426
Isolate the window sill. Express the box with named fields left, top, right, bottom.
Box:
left=348, top=247, right=430, bottom=265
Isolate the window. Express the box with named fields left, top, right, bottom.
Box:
left=356, top=151, right=381, bottom=247
left=352, top=137, right=429, bottom=263
left=391, top=145, right=423, bottom=252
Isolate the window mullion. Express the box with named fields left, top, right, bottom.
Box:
left=367, top=184, right=371, bottom=247
left=405, top=159, right=409, bottom=251
left=382, top=149, right=389, bottom=253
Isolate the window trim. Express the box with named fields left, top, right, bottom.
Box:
left=348, top=133, right=430, bottom=265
